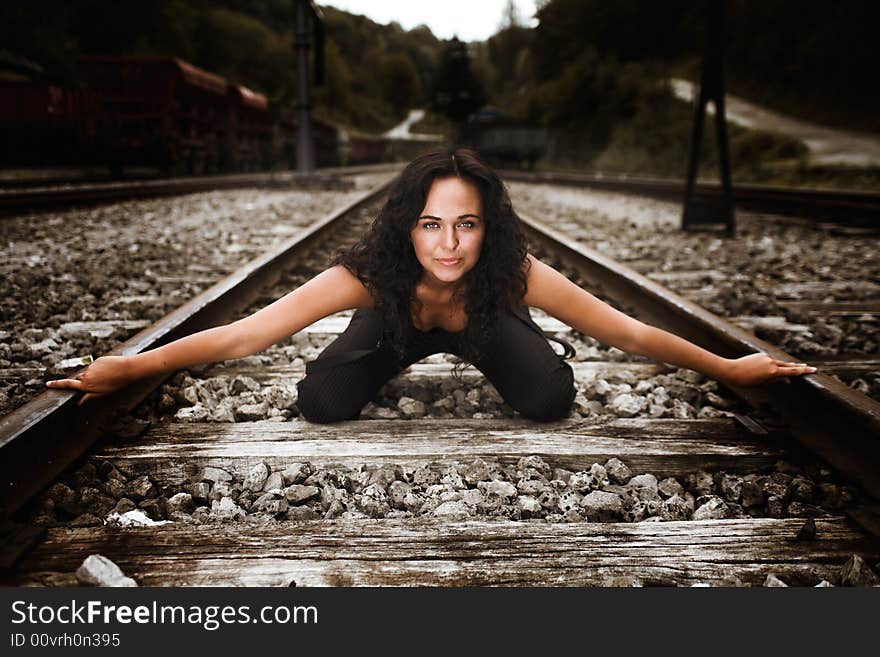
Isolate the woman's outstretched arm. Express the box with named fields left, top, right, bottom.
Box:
left=47, top=265, right=373, bottom=404
left=522, top=255, right=817, bottom=387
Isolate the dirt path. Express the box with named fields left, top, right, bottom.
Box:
left=671, top=78, right=880, bottom=167
left=383, top=109, right=443, bottom=141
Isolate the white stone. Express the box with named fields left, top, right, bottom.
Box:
left=201, top=466, right=233, bottom=483
left=29, top=338, right=59, bottom=355
left=166, top=493, right=194, bottom=514
left=604, top=458, right=632, bottom=485
left=212, top=496, right=246, bottom=521
left=517, top=495, right=543, bottom=518
left=634, top=379, right=654, bottom=393
left=764, top=573, right=788, bottom=587
left=478, top=480, right=518, bottom=500
left=460, top=489, right=485, bottom=507
left=281, top=463, right=312, bottom=486
left=627, top=473, right=659, bottom=492
left=581, top=490, right=623, bottom=520
left=243, top=462, right=269, bottom=492
left=568, top=471, right=595, bottom=493
left=235, top=402, right=269, bottom=421
left=693, top=496, right=732, bottom=520
left=262, top=472, right=284, bottom=492
left=397, top=396, right=426, bottom=417
left=608, top=393, right=647, bottom=417
left=432, top=500, right=473, bottom=519
left=175, top=404, right=210, bottom=422
left=104, top=510, right=171, bottom=528
left=76, top=554, right=137, bottom=587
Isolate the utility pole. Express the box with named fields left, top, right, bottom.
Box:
left=294, top=0, right=324, bottom=174
left=682, top=0, right=735, bottom=236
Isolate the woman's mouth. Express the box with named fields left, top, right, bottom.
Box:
left=437, top=258, right=461, bottom=266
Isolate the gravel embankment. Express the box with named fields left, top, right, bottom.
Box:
left=0, top=173, right=391, bottom=415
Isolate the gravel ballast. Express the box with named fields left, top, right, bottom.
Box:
left=29, top=453, right=860, bottom=529
left=509, top=182, right=879, bottom=398
left=0, top=174, right=391, bottom=415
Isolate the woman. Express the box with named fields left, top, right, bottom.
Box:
left=46, top=148, right=816, bottom=420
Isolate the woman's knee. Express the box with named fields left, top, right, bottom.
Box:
left=513, top=365, right=576, bottom=422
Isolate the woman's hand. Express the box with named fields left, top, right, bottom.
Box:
left=45, top=355, right=134, bottom=405
left=723, top=352, right=817, bottom=387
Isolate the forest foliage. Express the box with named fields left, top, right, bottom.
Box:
left=0, top=0, right=444, bottom=132
left=472, top=0, right=878, bottom=180
left=2, top=0, right=877, bottom=183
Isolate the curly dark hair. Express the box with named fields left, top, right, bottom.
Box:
left=333, top=147, right=530, bottom=366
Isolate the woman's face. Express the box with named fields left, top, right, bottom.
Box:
left=410, top=176, right=485, bottom=289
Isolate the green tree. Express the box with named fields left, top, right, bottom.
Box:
left=312, top=38, right=352, bottom=121
left=0, top=0, right=79, bottom=83
left=1, top=0, right=449, bottom=134
left=380, top=52, right=420, bottom=116
left=72, top=0, right=199, bottom=59
left=194, top=8, right=293, bottom=102
left=431, top=38, right=484, bottom=123
left=498, top=0, right=522, bottom=30
left=480, top=25, right=533, bottom=111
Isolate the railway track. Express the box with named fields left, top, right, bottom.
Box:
left=2, top=176, right=879, bottom=587
left=0, top=163, right=403, bottom=216
left=501, top=169, right=880, bottom=229
left=507, top=174, right=880, bottom=406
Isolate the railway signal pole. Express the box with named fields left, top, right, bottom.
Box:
left=682, top=0, right=735, bottom=236
left=294, top=0, right=325, bottom=174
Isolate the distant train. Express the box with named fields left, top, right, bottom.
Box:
left=0, top=56, right=389, bottom=175
left=461, top=107, right=546, bottom=169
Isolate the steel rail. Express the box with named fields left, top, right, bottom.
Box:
left=0, top=163, right=402, bottom=216
left=502, top=169, right=880, bottom=225
left=519, top=211, right=880, bottom=502
left=0, top=178, right=393, bottom=516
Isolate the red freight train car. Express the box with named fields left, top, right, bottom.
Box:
left=0, top=55, right=390, bottom=176
left=0, top=81, right=96, bottom=166
left=225, top=84, right=272, bottom=171
left=78, top=56, right=234, bottom=174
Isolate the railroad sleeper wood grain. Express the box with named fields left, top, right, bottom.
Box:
left=95, top=417, right=801, bottom=487
left=5, top=517, right=877, bottom=587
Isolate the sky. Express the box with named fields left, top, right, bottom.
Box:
left=317, top=1, right=539, bottom=42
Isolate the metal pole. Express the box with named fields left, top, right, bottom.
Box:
left=713, top=24, right=735, bottom=237
left=683, top=79, right=707, bottom=224
left=295, top=0, right=315, bottom=173
left=681, top=0, right=734, bottom=235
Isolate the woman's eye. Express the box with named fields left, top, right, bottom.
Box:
left=419, top=220, right=476, bottom=229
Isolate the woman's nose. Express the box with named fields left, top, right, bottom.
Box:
left=442, top=226, right=459, bottom=248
